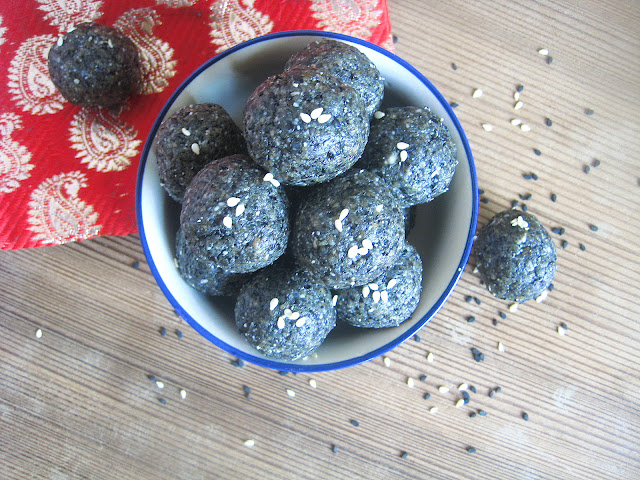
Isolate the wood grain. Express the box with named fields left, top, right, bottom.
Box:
left=1, top=1, right=639, bottom=479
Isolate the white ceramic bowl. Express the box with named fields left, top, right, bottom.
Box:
left=136, top=30, right=478, bottom=372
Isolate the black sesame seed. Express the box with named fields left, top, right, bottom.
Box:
left=451, top=62, right=458, bottom=70
left=551, top=193, right=557, bottom=202
left=492, top=318, right=498, bottom=326
left=522, top=204, right=528, bottom=212
left=560, top=322, right=568, bottom=330
left=579, top=243, right=586, bottom=251
left=499, top=312, right=507, bottom=319
left=593, top=159, right=601, bottom=167
left=419, top=375, right=428, bottom=382
left=546, top=56, right=553, bottom=64
left=478, top=410, right=487, bottom=416
left=469, top=412, right=477, bottom=418
left=279, top=370, right=289, bottom=376
left=465, top=295, right=473, bottom=303
left=392, top=34, right=399, bottom=44
left=176, top=329, right=183, bottom=339
left=160, top=327, right=167, bottom=337
left=400, top=451, right=409, bottom=459
left=450, top=102, right=459, bottom=108
left=589, top=224, right=599, bottom=232
left=551, top=227, right=565, bottom=235
left=478, top=188, right=485, bottom=195
left=350, top=420, right=360, bottom=427
left=231, top=358, right=245, bottom=367
left=132, top=261, right=140, bottom=269
left=147, top=374, right=157, bottom=382
left=243, top=385, right=252, bottom=394
left=332, top=444, right=339, bottom=454
left=158, top=398, right=167, bottom=405
left=545, top=117, right=553, bottom=127
left=584, top=165, right=591, bottom=174
left=469, top=385, right=477, bottom=393
left=548, top=283, right=555, bottom=291
left=424, top=393, right=431, bottom=400
left=522, top=412, right=529, bottom=421
left=414, top=334, right=421, bottom=343
left=511, top=200, right=519, bottom=208
left=523, top=173, right=533, bottom=180
left=467, top=447, right=477, bottom=453
left=585, top=108, right=595, bottom=115
left=467, top=316, right=476, bottom=323
left=462, top=391, right=470, bottom=401
left=489, top=390, right=495, bottom=398
left=516, top=84, right=524, bottom=93
left=471, top=347, right=480, bottom=355
left=474, top=297, right=482, bottom=305
left=533, top=148, right=542, bottom=156
left=480, top=197, right=489, bottom=204
left=561, top=240, right=569, bottom=249
left=531, top=172, right=539, bottom=181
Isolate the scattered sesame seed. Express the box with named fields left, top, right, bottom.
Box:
left=469, top=412, right=477, bottom=418
left=510, top=118, right=522, bottom=126
left=222, top=216, right=233, bottom=229
left=450, top=102, right=459, bottom=108
left=383, top=356, right=391, bottom=367
left=546, top=56, right=553, bottom=64
left=300, top=112, right=311, bottom=123
left=513, top=91, right=520, bottom=101
left=350, top=419, right=360, bottom=427
left=424, top=393, right=431, bottom=400
left=458, top=383, right=469, bottom=391
left=231, top=358, right=244, bottom=367
left=147, top=374, right=157, bottom=382
left=426, top=352, right=434, bottom=363
left=132, top=261, right=140, bottom=269
left=35, top=328, right=43, bottom=339
left=160, top=327, right=167, bottom=337
left=589, top=224, right=599, bottom=232
left=429, top=407, right=439, bottom=414
left=551, top=227, right=565, bottom=235
left=181, top=128, right=191, bottom=136
left=516, top=84, right=524, bottom=93
left=474, top=297, right=482, bottom=305
left=520, top=124, right=531, bottom=132
left=593, top=159, right=601, bottom=167
left=332, top=444, right=339, bottom=453
left=560, top=322, right=568, bottom=330
left=400, top=451, right=409, bottom=459
left=465, top=295, right=473, bottom=303
left=156, top=381, right=165, bottom=389
left=478, top=410, right=487, bottom=416
left=373, top=111, right=385, bottom=119
left=561, top=240, right=568, bottom=249
left=579, top=243, right=586, bottom=251
left=462, top=391, right=470, bottom=402
left=318, top=113, right=332, bottom=123
left=438, top=386, right=450, bottom=394
left=451, top=62, right=458, bottom=70
left=509, top=303, right=519, bottom=312
left=551, top=193, right=557, bottom=202
left=471, top=348, right=485, bottom=362
left=472, top=89, right=483, bottom=98
left=535, top=290, right=549, bottom=303
left=584, top=165, right=591, bottom=174
left=176, top=329, right=183, bottom=338
left=514, top=100, right=524, bottom=110
left=545, top=117, right=553, bottom=127
left=522, top=412, right=529, bottom=421
left=190, top=143, right=200, bottom=155
left=495, top=386, right=502, bottom=393
left=419, top=375, right=427, bottom=382
left=270, top=298, right=279, bottom=311
left=413, top=334, right=421, bottom=342
left=533, top=148, right=542, bottom=156
left=538, top=48, right=549, bottom=55
left=466, top=447, right=477, bottom=454
left=557, top=326, right=567, bottom=336
left=489, top=389, right=496, bottom=398
left=243, top=439, right=255, bottom=447
left=286, top=388, right=296, bottom=398
left=158, top=398, right=167, bottom=405
left=469, top=385, right=477, bottom=393
left=467, top=316, right=476, bottom=323
left=492, top=318, right=498, bottom=326
left=180, top=389, right=187, bottom=399
left=309, top=379, right=317, bottom=389
left=407, top=377, right=415, bottom=388
left=585, top=108, right=594, bottom=115
left=481, top=123, right=494, bottom=131
left=498, top=341, right=506, bottom=352
left=455, top=398, right=465, bottom=408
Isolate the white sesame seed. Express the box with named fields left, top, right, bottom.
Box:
left=407, top=377, right=415, bottom=388
left=293, top=82, right=299, bottom=87
left=510, top=118, right=522, bottom=126
left=509, top=303, right=519, bottom=312
left=375, top=204, right=383, bottom=213
left=386, top=278, right=397, bottom=289
left=372, top=291, right=381, bottom=303
left=35, top=328, right=43, bottom=339
left=235, top=204, right=245, bottom=216
left=299, top=112, right=311, bottom=123
left=557, top=326, right=567, bottom=336
left=458, top=383, right=469, bottom=391
left=481, top=123, right=494, bottom=131
left=73, top=78, right=79, bottom=84
left=334, top=219, right=343, bottom=232
left=513, top=91, right=520, bottom=101
left=263, top=172, right=280, bottom=187
left=156, top=381, right=165, bottom=389
left=362, top=286, right=370, bottom=298
left=180, top=389, right=187, bottom=399
left=332, top=295, right=338, bottom=306
left=536, top=290, right=549, bottom=303
left=284, top=308, right=293, bottom=317
left=173, top=256, right=179, bottom=268
left=309, top=379, right=317, bottom=389
left=357, top=247, right=369, bottom=256
left=296, top=317, right=306, bottom=327
left=317, top=113, right=332, bottom=124
left=472, top=89, right=483, bottom=98
left=514, top=100, right=524, bottom=110
left=380, top=291, right=389, bottom=303
left=277, top=317, right=285, bottom=329
left=510, top=216, right=529, bottom=229
left=290, top=311, right=300, bottom=320
left=310, top=107, right=323, bottom=119
left=191, top=143, right=200, bottom=155
left=396, top=142, right=410, bottom=150
left=520, top=124, right=531, bottom=132
left=347, top=245, right=359, bottom=259
left=383, top=356, right=391, bottom=367
left=373, top=111, right=385, bottom=119
left=107, top=39, right=113, bottom=48
left=399, top=150, right=408, bottom=162
left=286, top=388, right=296, bottom=397
left=455, top=398, right=465, bottom=408
left=538, top=48, right=550, bottom=55
left=244, top=439, right=255, bottom=447
left=368, top=283, right=379, bottom=291
left=339, top=208, right=350, bottom=221
left=227, top=197, right=241, bottom=207
left=222, top=216, right=233, bottom=228
left=269, top=298, right=279, bottom=311
left=438, top=386, right=450, bottom=394
left=498, top=341, right=506, bottom=352
left=429, top=407, right=439, bottom=414
left=57, top=37, right=64, bottom=47
left=427, top=352, right=434, bottom=363
left=181, top=127, right=191, bottom=136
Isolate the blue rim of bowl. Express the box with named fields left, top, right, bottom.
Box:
left=136, top=30, right=478, bottom=372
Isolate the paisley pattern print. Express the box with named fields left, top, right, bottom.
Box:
left=69, top=107, right=141, bottom=172
left=7, top=35, right=67, bottom=115
left=209, top=0, right=273, bottom=54
left=114, top=8, right=178, bottom=95
left=27, top=171, right=101, bottom=245
left=0, top=113, right=34, bottom=194
left=310, top=0, right=381, bottom=39
left=36, top=0, right=103, bottom=32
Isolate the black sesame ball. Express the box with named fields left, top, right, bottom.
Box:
left=284, top=39, right=384, bottom=119
left=292, top=169, right=405, bottom=289
left=243, top=65, right=369, bottom=186
left=474, top=209, right=556, bottom=302
left=175, top=228, right=252, bottom=296
left=235, top=265, right=336, bottom=360
left=180, top=154, right=289, bottom=274
left=48, top=22, right=141, bottom=108
left=335, top=242, right=422, bottom=328
left=356, top=106, right=458, bottom=207
left=155, top=103, right=246, bottom=202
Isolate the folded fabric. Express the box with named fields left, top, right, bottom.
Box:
left=0, top=0, right=393, bottom=250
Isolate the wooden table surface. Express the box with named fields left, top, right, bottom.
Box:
left=2, top=1, right=639, bottom=479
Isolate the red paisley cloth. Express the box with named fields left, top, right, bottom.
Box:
left=0, top=0, right=392, bottom=250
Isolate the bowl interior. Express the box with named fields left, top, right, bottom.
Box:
left=137, top=31, right=477, bottom=371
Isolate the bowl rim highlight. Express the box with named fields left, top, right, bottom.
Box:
left=136, top=30, right=478, bottom=372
